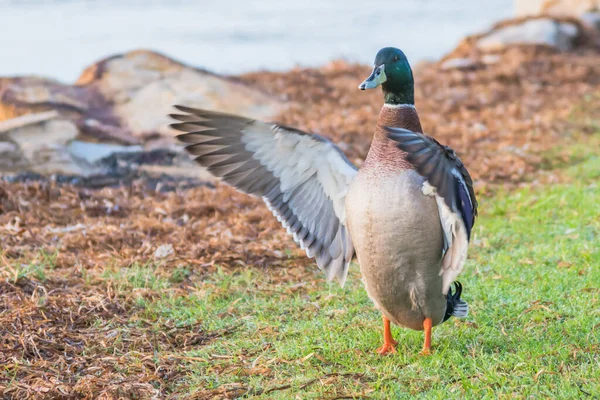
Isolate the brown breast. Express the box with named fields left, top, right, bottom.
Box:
left=361, top=105, right=424, bottom=172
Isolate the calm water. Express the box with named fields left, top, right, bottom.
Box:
left=0, top=0, right=512, bottom=82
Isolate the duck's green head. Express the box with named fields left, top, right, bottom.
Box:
left=359, top=47, right=414, bottom=105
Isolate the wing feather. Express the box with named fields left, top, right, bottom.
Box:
left=170, top=106, right=357, bottom=286
left=386, top=127, right=478, bottom=294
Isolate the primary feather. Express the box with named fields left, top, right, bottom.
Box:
left=170, top=106, right=357, bottom=285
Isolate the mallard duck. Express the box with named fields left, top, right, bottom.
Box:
left=169, top=47, right=477, bottom=355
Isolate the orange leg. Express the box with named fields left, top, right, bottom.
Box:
left=420, top=318, right=433, bottom=356
left=376, top=316, right=397, bottom=355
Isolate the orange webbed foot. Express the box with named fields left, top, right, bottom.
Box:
left=377, top=315, right=398, bottom=355
left=419, top=348, right=431, bottom=356
left=376, top=342, right=397, bottom=355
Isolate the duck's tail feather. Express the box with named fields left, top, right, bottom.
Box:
left=451, top=299, right=469, bottom=318
left=442, top=281, right=469, bottom=322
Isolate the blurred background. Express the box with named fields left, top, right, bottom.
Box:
left=1, top=0, right=512, bottom=82
left=0, top=0, right=598, bottom=186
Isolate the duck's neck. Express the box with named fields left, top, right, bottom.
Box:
left=363, top=103, right=423, bottom=171
left=383, top=84, right=415, bottom=106
left=377, top=103, right=422, bottom=132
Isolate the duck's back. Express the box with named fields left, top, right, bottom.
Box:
left=345, top=105, right=446, bottom=330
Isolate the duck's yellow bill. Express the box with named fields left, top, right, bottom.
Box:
left=359, top=64, right=387, bottom=90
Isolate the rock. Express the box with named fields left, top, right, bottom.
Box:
left=0, top=50, right=282, bottom=179
left=1, top=116, right=88, bottom=175
left=476, top=19, right=580, bottom=52
left=0, top=111, right=205, bottom=178
left=0, top=110, right=60, bottom=132
left=581, top=11, right=600, bottom=30
left=481, top=54, right=501, bottom=65
left=439, top=55, right=500, bottom=70
left=75, top=50, right=282, bottom=139
left=0, top=141, right=22, bottom=170
left=1, top=50, right=281, bottom=143
left=515, top=0, right=600, bottom=18
left=67, top=141, right=143, bottom=164
left=8, top=119, right=79, bottom=154
left=558, top=22, right=580, bottom=39
left=440, top=58, right=479, bottom=70
left=0, top=142, right=17, bottom=153
left=154, top=244, right=174, bottom=260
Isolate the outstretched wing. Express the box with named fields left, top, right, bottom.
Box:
left=170, top=106, right=357, bottom=286
left=386, top=127, right=478, bottom=294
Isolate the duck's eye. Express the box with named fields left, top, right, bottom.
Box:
left=393, top=56, right=399, bottom=62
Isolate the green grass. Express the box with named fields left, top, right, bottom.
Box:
left=8, top=150, right=596, bottom=398
left=102, top=262, right=172, bottom=291
left=3, top=250, right=58, bottom=282
left=125, top=154, right=600, bottom=398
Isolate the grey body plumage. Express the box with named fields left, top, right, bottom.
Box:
left=345, top=168, right=447, bottom=330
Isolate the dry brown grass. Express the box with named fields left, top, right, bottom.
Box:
left=0, top=181, right=314, bottom=398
